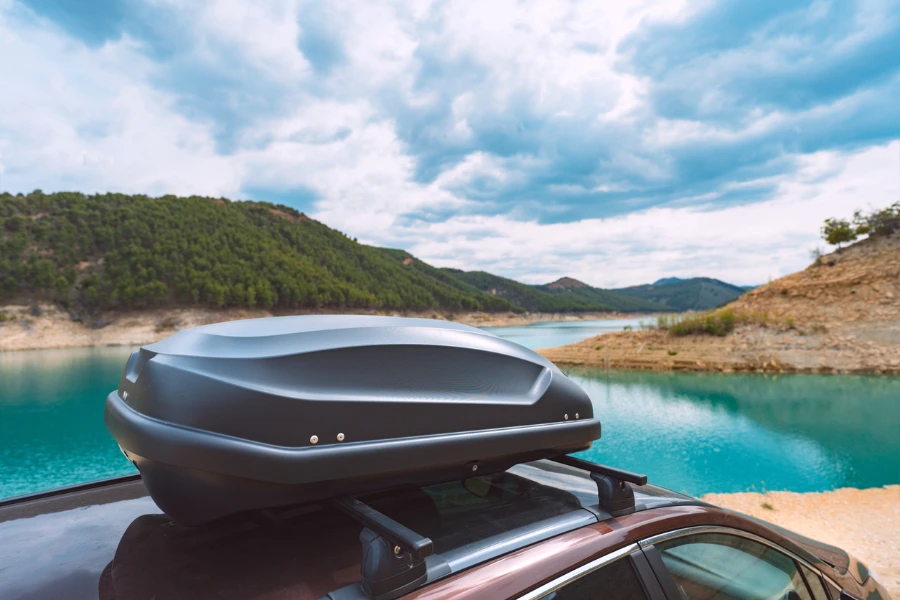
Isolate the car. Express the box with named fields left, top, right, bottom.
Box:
left=0, top=457, right=890, bottom=600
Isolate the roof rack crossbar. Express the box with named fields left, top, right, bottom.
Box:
left=550, top=455, right=648, bottom=517
left=332, top=496, right=433, bottom=561
left=550, top=455, right=648, bottom=486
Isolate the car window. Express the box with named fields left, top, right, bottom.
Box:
left=655, top=533, right=814, bottom=600
left=541, top=555, right=649, bottom=600
left=800, top=565, right=830, bottom=600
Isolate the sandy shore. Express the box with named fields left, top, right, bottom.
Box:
left=0, top=302, right=633, bottom=352
left=702, top=486, right=900, bottom=597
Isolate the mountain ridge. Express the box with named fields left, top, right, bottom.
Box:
left=1, top=190, right=746, bottom=317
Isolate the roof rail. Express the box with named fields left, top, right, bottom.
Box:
left=325, top=456, right=650, bottom=599
left=550, top=455, right=648, bottom=516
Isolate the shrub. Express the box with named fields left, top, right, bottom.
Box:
left=658, top=308, right=767, bottom=337
left=0, top=311, right=6, bottom=322
left=821, top=218, right=857, bottom=248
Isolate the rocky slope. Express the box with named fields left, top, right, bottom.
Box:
left=540, top=233, right=900, bottom=373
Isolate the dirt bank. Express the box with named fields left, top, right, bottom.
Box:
left=0, top=304, right=631, bottom=352
left=702, top=486, right=900, bottom=598
left=538, top=321, right=900, bottom=374
left=541, top=233, right=900, bottom=374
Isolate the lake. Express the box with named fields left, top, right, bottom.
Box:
left=481, top=317, right=647, bottom=349
left=1, top=320, right=898, bottom=499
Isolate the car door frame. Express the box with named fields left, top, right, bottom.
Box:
left=636, top=525, right=846, bottom=600
left=515, top=542, right=670, bottom=600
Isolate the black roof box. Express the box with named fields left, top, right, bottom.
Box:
left=105, top=315, right=600, bottom=525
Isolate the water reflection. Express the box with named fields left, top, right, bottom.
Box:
left=571, top=369, right=900, bottom=495
left=0, top=347, right=138, bottom=498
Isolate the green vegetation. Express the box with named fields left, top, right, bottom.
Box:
left=655, top=308, right=769, bottom=337
left=612, top=277, right=747, bottom=311
left=821, top=202, right=900, bottom=248
left=532, top=277, right=670, bottom=313
left=0, top=191, right=516, bottom=314
left=444, top=271, right=672, bottom=313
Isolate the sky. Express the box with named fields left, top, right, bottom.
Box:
left=0, top=0, right=898, bottom=287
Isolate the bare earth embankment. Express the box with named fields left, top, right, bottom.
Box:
left=703, top=486, right=900, bottom=597
left=541, top=233, right=900, bottom=373
left=0, top=305, right=626, bottom=352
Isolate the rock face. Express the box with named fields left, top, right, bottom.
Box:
left=540, top=233, right=900, bottom=374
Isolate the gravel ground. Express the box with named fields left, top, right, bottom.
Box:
left=702, top=486, right=900, bottom=598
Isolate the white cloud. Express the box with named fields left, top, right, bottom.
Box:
left=392, top=142, right=899, bottom=287
left=0, top=0, right=896, bottom=289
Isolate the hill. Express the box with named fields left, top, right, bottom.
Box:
left=613, top=277, right=748, bottom=311
left=534, top=277, right=671, bottom=313
left=653, top=277, right=684, bottom=285
left=444, top=271, right=672, bottom=313
left=0, top=191, right=517, bottom=314
left=540, top=232, right=900, bottom=374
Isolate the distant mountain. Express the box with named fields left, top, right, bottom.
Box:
left=533, top=277, right=671, bottom=313
left=612, top=277, right=747, bottom=311
left=444, top=272, right=673, bottom=313
left=652, top=277, right=684, bottom=286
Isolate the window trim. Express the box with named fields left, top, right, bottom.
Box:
left=516, top=543, right=641, bottom=600
left=638, top=526, right=843, bottom=592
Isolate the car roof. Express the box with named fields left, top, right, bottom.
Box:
left=0, top=460, right=847, bottom=600
left=0, top=460, right=693, bottom=599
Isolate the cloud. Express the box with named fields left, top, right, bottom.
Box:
left=0, top=0, right=898, bottom=287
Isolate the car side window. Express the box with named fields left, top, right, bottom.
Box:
left=543, top=555, right=649, bottom=600
left=799, top=565, right=830, bottom=600
left=655, top=533, right=814, bottom=600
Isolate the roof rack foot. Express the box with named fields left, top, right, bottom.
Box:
left=358, top=528, right=428, bottom=600
left=591, top=472, right=637, bottom=517
left=549, top=455, right=648, bottom=517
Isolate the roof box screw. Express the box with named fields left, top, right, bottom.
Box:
left=337, top=433, right=345, bottom=442
left=564, top=414, right=569, bottom=420
left=310, top=435, right=319, bottom=445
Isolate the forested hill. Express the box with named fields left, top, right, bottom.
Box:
left=0, top=192, right=517, bottom=313
left=443, top=271, right=672, bottom=313
left=612, top=277, right=748, bottom=311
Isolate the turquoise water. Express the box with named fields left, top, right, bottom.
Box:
left=1, top=330, right=898, bottom=499
left=482, top=317, right=646, bottom=349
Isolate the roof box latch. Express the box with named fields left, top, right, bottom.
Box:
left=550, top=455, right=648, bottom=517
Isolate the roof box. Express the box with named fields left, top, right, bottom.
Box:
left=105, top=316, right=600, bottom=525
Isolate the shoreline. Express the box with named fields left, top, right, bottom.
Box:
left=538, top=323, right=900, bottom=375
left=0, top=302, right=644, bottom=352
left=701, top=486, right=900, bottom=597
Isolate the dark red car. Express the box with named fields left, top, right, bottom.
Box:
left=0, top=458, right=889, bottom=600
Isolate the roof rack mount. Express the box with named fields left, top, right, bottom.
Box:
left=327, top=496, right=442, bottom=600
left=550, top=455, right=648, bottom=517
